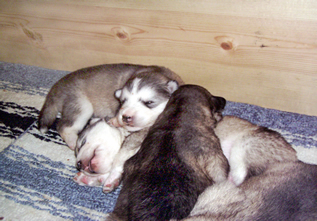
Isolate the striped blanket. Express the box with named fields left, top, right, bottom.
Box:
left=0, top=61, right=316, bottom=220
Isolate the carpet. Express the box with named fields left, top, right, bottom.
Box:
left=0, top=61, right=316, bottom=220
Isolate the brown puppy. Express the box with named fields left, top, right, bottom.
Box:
left=182, top=161, right=317, bottom=220
left=215, top=115, right=298, bottom=186
left=106, top=85, right=229, bottom=221
left=38, top=63, right=184, bottom=149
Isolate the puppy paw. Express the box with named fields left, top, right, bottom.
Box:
left=108, top=117, right=121, bottom=128
left=103, top=171, right=122, bottom=193
left=105, top=213, right=121, bottom=221
left=73, top=171, right=109, bottom=187
left=60, top=131, right=78, bottom=150
left=103, top=179, right=120, bottom=193
left=228, top=168, right=247, bottom=186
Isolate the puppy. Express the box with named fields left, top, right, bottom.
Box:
left=182, top=161, right=317, bottom=220
left=215, top=115, right=298, bottom=186
left=73, top=118, right=150, bottom=193
left=38, top=63, right=184, bottom=149
left=106, top=85, right=229, bottom=221
left=180, top=115, right=315, bottom=220
left=73, top=118, right=128, bottom=189
left=73, top=67, right=182, bottom=192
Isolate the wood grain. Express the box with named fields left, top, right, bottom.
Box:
left=0, top=0, right=316, bottom=115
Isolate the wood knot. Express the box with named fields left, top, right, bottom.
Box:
left=112, top=27, right=130, bottom=42
left=215, top=36, right=235, bottom=51
left=221, top=42, right=233, bottom=50
left=116, top=31, right=128, bottom=40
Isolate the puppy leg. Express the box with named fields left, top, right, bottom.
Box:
left=228, top=144, right=248, bottom=186
left=58, top=97, right=94, bottom=150
left=103, top=128, right=149, bottom=193
left=73, top=171, right=109, bottom=187
left=103, top=146, right=140, bottom=193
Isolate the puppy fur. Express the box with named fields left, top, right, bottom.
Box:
left=182, top=161, right=317, bottom=220
left=72, top=118, right=128, bottom=187
left=215, top=115, right=298, bottom=186
left=72, top=67, right=182, bottom=192
left=107, top=85, right=229, bottom=221
left=180, top=114, right=315, bottom=220
left=38, top=63, right=184, bottom=149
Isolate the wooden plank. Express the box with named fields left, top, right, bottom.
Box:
left=0, top=0, right=316, bottom=115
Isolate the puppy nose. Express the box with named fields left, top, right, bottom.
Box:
left=76, top=161, right=82, bottom=171
left=122, top=115, right=132, bottom=123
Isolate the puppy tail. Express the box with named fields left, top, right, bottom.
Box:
left=38, top=94, right=60, bottom=133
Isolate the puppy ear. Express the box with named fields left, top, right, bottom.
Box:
left=114, top=89, right=122, bottom=99
left=210, top=96, right=226, bottom=122
left=211, top=96, right=226, bottom=112
left=216, top=96, right=226, bottom=111
left=166, top=80, right=179, bottom=94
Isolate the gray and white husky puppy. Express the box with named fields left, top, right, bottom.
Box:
left=38, top=63, right=184, bottom=150
left=43, top=64, right=184, bottom=192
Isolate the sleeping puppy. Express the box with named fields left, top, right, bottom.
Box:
left=215, top=115, right=298, bottom=186
left=38, top=63, right=184, bottom=150
left=182, top=161, right=317, bottom=220
left=73, top=69, right=181, bottom=192
left=73, top=118, right=128, bottom=188
left=106, top=85, right=229, bottom=221
left=180, top=115, right=315, bottom=220
left=73, top=117, right=150, bottom=193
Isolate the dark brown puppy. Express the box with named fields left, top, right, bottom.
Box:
left=106, top=85, right=229, bottom=221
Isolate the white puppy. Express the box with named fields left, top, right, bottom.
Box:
left=73, top=118, right=129, bottom=189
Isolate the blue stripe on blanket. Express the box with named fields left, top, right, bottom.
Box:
left=0, top=145, right=120, bottom=220
left=224, top=101, right=317, bottom=137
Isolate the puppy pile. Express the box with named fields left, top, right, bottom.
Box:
left=39, top=63, right=183, bottom=192
left=39, top=63, right=317, bottom=221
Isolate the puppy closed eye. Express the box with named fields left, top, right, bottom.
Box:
left=75, top=137, right=86, bottom=156
left=81, top=138, right=86, bottom=147
left=142, top=100, right=155, bottom=108
left=120, top=99, right=126, bottom=105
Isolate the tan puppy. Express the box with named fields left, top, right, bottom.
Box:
left=180, top=116, right=316, bottom=220
left=38, top=63, right=184, bottom=149
left=182, top=161, right=317, bottom=220
left=215, top=115, right=297, bottom=186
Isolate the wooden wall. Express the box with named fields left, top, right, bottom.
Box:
left=1, top=0, right=316, bottom=116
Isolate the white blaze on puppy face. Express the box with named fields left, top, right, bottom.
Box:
left=113, top=78, right=178, bottom=131
left=75, top=119, right=126, bottom=174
